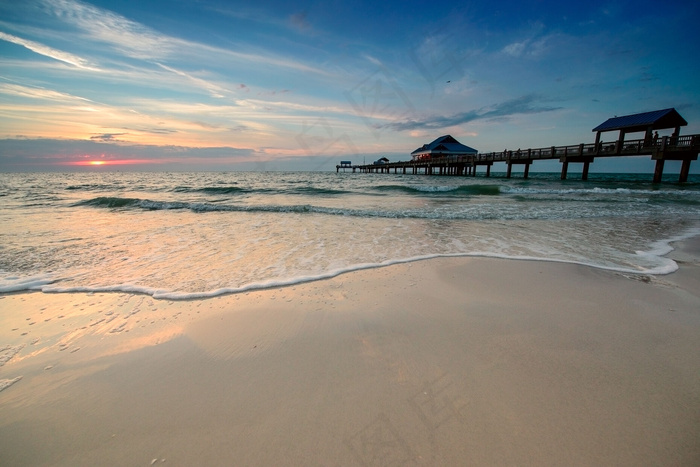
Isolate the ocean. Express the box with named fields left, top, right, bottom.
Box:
left=1, top=171, right=699, bottom=299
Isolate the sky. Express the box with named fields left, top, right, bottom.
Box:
left=1, top=0, right=699, bottom=172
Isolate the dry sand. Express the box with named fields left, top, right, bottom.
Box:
left=1, top=240, right=700, bottom=466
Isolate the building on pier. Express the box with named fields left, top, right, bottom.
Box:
left=410, top=135, right=477, bottom=161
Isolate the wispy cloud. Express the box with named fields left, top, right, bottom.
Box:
left=0, top=82, right=95, bottom=103
left=90, top=133, right=126, bottom=142
left=42, top=0, right=173, bottom=60
left=156, top=63, right=229, bottom=98
left=41, top=0, right=332, bottom=76
left=500, top=22, right=552, bottom=58
left=0, top=31, right=99, bottom=70
left=502, top=36, right=551, bottom=58
left=385, top=95, right=562, bottom=131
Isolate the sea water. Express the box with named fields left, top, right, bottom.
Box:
left=1, top=171, right=699, bottom=299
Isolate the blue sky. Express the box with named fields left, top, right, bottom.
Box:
left=1, top=0, right=699, bottom=171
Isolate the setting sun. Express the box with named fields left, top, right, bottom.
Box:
left=89, top=161, right=106, bottom=165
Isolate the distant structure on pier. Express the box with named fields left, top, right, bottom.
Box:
left=336, top=108, right=699, bottom=183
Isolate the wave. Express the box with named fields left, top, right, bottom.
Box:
left=174, top=186, right=247, bottom=195
left=374, top=184, right=503, bottom=196
left=65, top=181, right=700, bottom=201
left=75, top=196, right=317, bottom=213
left=72, top=195, right=538, bottom=219
left=66, top=183, right=124, bottom=191
left=502, top=186, right=700, bottom=196
left=172, top=185, right=353, bottom=196
left=74, top=196, right=380, bottom=216
left=73, top=196, right=211, bottom=210
left=72, top=195, right=687, bottom=221
left=75, top=197, right=145, bottom=208
left=288, top=186, right=352, bottom=196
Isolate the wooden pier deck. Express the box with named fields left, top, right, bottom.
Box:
left=337, top=134, right=700, bottom=183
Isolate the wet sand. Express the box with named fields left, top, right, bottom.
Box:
left=1, top=241, right=700, bottom=466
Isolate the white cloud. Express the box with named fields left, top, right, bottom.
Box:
left=500, top=21, right=552, bottom=59
left=42, top=0, right=173, bottom=60
left=0, top=82, right=95, bottom=102
left=502, top=35, right=552, bottom=58
left=41, top=0, right=333, bottom=76
left=502, top=41, right=527, bottom=57
left=156, top=63, right=229, bottom=98
left=0, top=31, right=99, bottom=70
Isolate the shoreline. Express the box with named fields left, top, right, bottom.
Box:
left=1, top=239, right=699, bottom=465
left=5, top=225, right=700, bottom=299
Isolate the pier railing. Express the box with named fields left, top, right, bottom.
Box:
left=370, top=135, right=700, bottom=166
left=471, top=134, right=700, bottom=164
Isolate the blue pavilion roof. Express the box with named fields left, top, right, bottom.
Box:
left=411, top=135, right=478, bottom=155
left=592, top=108, right=687, bottom=133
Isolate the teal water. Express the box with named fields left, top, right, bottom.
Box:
left=1, top=171, right=699, bottom=298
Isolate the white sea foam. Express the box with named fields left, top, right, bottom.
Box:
left=0, top=344, right=25, bottom=366
left=636, top=227, right=700, bottom=263
left=0, top=274, right=55, bottom=293
left=26, top=241, right=688, bottom=300
left=1, top=219, right=695, bottom=298
left=0, top=376, right=22, bottom=392
left=409, top=185, right=462, bottom=192
left=501, top=186, right=700, bottom=196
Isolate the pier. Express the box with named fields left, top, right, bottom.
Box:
left=337, top=109, right=700, bottom=183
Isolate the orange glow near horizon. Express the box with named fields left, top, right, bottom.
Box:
left=67, top=159, right=158, bottom=166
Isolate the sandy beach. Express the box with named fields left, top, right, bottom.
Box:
left=1, top=240, right=700, bottom=466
